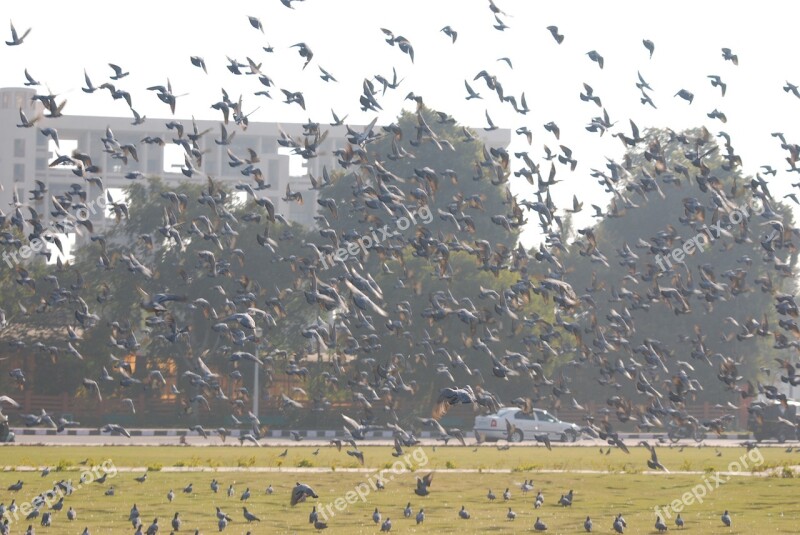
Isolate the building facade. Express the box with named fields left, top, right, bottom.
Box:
left=0, top=86, right=509, bottom=256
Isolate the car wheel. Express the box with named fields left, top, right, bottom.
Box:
left=777, top=431, right=787, bottom=444
left=563, top=429, right=578, bottom=443
left=510, top=430, right=524, bottom=443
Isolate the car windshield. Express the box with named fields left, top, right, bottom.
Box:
left=537, top=412, right=557, bottom=422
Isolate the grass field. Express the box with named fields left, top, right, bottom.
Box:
left=1, top=445, right=798, bottom=534
left=2, top=444, right=799, bottom=473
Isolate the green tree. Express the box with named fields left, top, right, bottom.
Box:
left=554, top=127, right=797, bottom=407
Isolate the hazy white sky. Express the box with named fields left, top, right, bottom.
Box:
left=2, top=0, right=800, bottom=244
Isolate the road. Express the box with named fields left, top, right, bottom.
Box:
left=6, top=434, right=795, bottom=448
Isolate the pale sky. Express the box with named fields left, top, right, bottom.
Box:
left=2, top=0, right=800, bottom=245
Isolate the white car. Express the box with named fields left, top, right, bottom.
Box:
left=474, top=407, right=580, bottom=443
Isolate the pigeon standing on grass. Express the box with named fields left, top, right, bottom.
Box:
left=243, top=507, right=260, bottom=522
left=613, top=513, right=626, bottom=533
left=722, top=510, right=731, bottom=527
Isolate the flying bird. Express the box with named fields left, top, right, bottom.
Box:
left=675, top=89, right=694, bottom=104
left=586, top=50, right=604, bottom=69
left=108, top=63, right=129, bottom=80
left=708, top=75, right=727, bottom=96
left=546, top=25, right=564, bottom=44
left=721, top=47, right=738, bottom=65
left=643, top=39, right=654, bottom=58
left=248, top=16, right=264, bottom=32
left=441, top=26, right=457, bottom=43
left=6, top=21, right=31, bottom=46
left=433, top=386, right=476, bottom=419
left=190, top=56, right=207, bottom=73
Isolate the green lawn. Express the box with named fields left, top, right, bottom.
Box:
left=0, top=446, right=798, bottom=534
left=1, top=444, right=798, bottom=473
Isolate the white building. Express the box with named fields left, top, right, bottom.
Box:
left=0, top=86, right=509, bottom=257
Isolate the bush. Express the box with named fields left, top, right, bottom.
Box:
left=174, top=456, right=203, bottom=468
left=512, top=464, right=537, bottom=472
left=237, top=456, right=256, bottom=468
left=55, top=459, right=73, bottom=472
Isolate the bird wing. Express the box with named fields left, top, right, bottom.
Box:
left=0, top=395, right=20, bottom=408
left=341, top=413, right=361, bottom=431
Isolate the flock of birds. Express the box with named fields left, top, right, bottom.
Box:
left=1, top=472, right=320, bottom=533
left=1, top=0, right=800, bottom=532
left=0, top=467, right=744, bottom=533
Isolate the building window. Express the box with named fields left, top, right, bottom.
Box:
left=14, top=139, right=25, bottom=158
left=269, top=159, right=279, bottom=185
left=13, top=164, right=25, bottom=182
left=163, top=144, right=185, bottom=174
left=48, top=139, right=78, bottom=163
left=278, top=147, right=305, bottom=177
